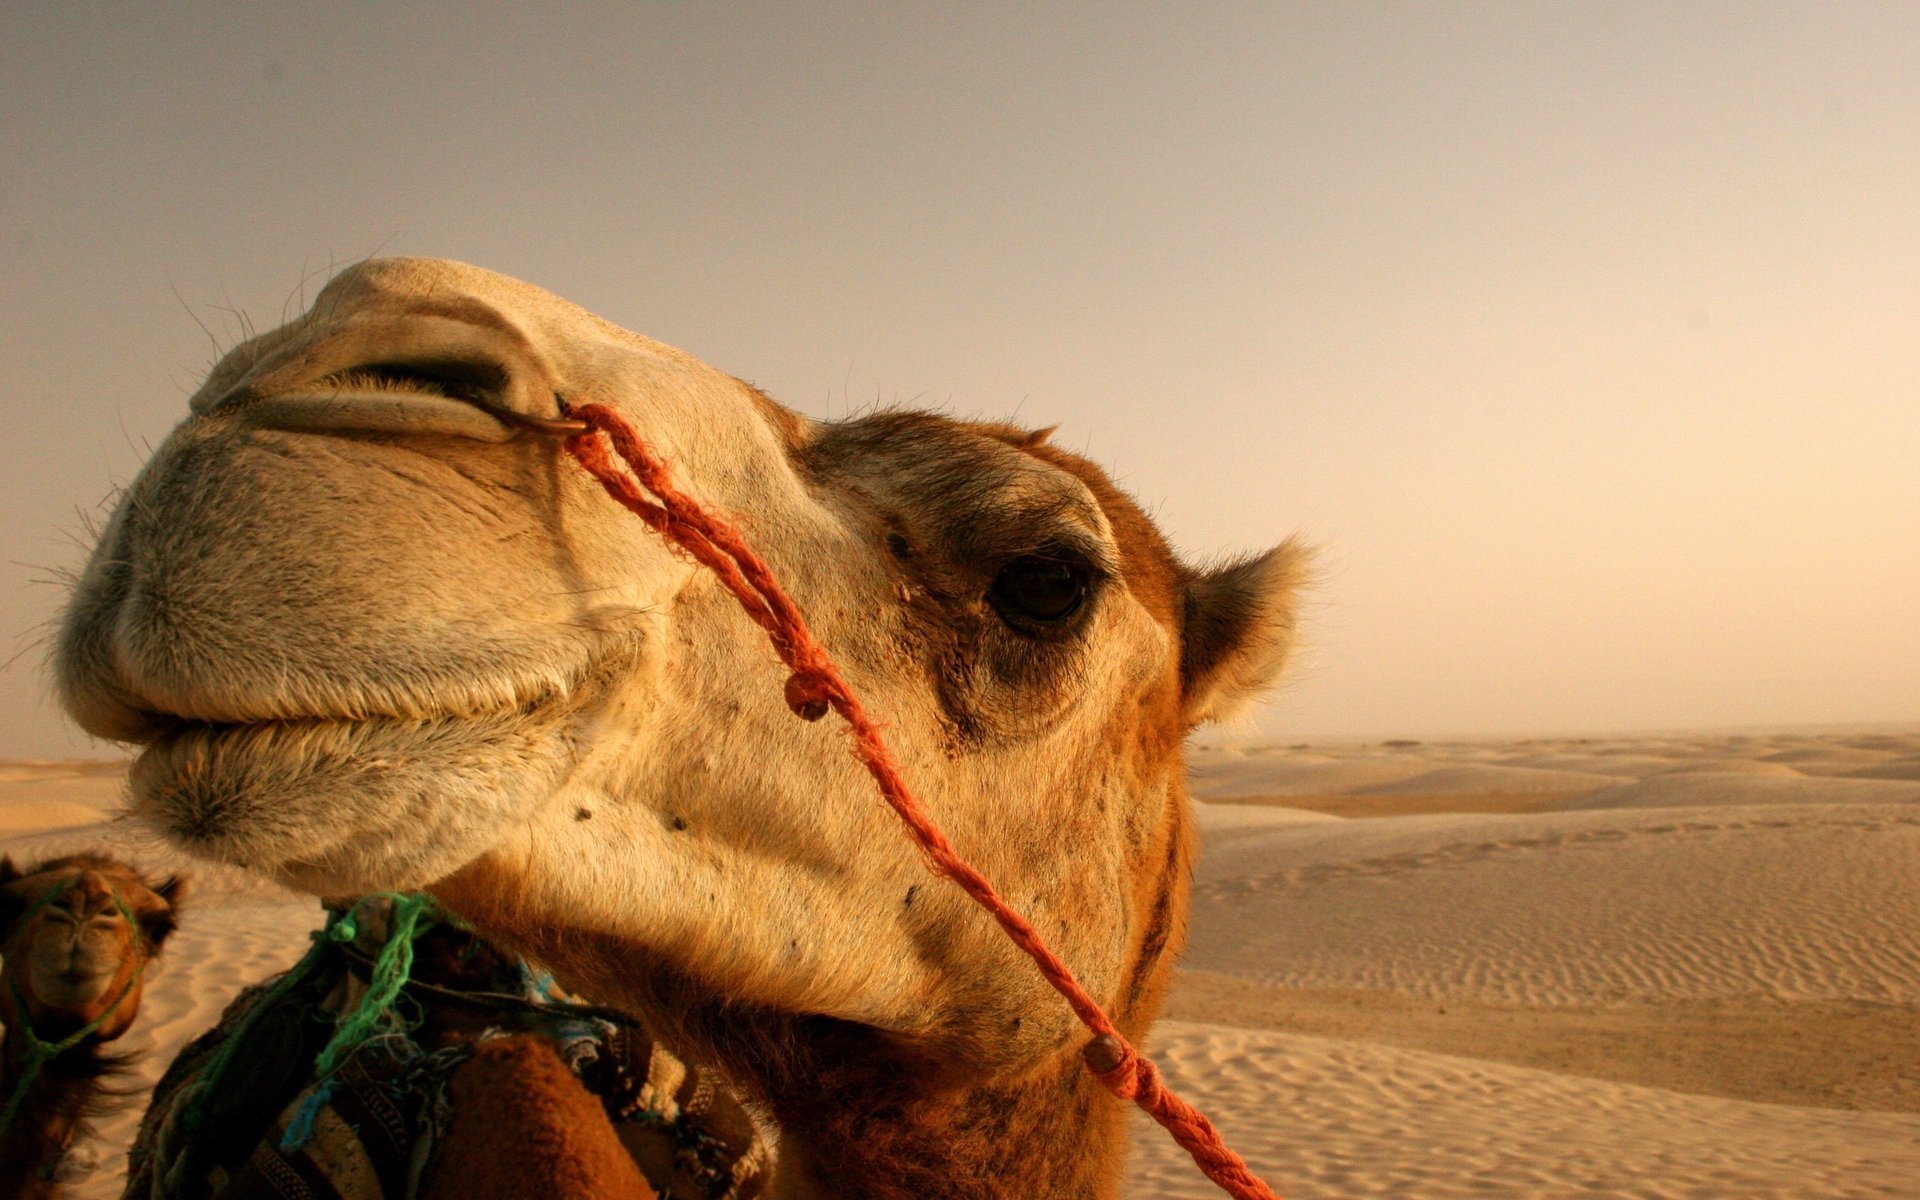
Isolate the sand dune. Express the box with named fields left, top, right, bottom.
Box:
left=1187, top=755, right=1437, bottom=798
left=1838, top=734, right=1919, bottom=753
left=1189, top=753, right=1625, bottom=819
left=1127, top=1021, right=1920, bottom=1199
left=1757, top=745, right=1902, bottom=771
left=1648, top=756, right=1807, bottom=775
left=1350, top=765, right=1619, bottom=796
left=1164, top=972, right=1919, bottom=1113
left=1496, top=752, right=1681, bottom=776
left=3, top=727, right=1916, bottom=1199
left=1186, top=799, right=1920, bottom=1004
left=0, top=763, right=129, bottom=832
left=0, top=798, right=113, bottom=832
left=1561, top=772, right=1920, bottom=811
left=1184, top=802, right=1344, bottom=835
left=1841, top=755, right=1920, bottom=781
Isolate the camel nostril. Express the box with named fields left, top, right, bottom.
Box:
left=320, top=359, right=509, bottom=406
left=211, top=353, right=581, bottom=443
left=311, top=359, right=588, bottom=437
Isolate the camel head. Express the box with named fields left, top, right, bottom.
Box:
left=0, top=854, right=185, bottom=1046
left=55, top=258, right=1302, bottom=1144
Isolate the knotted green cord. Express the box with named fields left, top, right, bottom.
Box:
left=275, top=892, right=440, bottom=1154
left=162, top=891, right=441, bottom=1171
left=310, top=891, right=438, bottom=1077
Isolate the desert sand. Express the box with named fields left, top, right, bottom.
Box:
left=4, top=728, right=1918, bottom=1198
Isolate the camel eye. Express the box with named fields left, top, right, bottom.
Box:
left=988, top=555, right=1091, bottom=630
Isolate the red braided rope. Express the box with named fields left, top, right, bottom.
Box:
left=564, top=403, right=1282, bottom=1200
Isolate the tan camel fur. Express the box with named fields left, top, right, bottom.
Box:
left=0, top=853, right=184, bottom=1198
left=55, top=258, right=1306, bottom=1198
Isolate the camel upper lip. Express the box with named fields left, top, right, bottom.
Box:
left=109, top=629, right=643, bottom=747
left=127, top=678, right=575, bottom=745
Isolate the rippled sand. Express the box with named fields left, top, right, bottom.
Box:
left=1146, top=728, right=1920, bottom=1197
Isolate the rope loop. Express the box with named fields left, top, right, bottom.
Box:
left=1083, top=1034, right=1141, bottom=1093
left=562, top=403, right=1283, bottom=1200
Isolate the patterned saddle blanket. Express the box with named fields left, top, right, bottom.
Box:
left=124, top=896, right=769, bottom=1200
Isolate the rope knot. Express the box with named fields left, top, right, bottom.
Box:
left=783, top=669, right=836, bottom=721
left=1083, top=1033, right=1163, bottom=1104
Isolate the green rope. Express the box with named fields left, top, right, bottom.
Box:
left=310, top=892, right=438, bottom=1077
left=158, top=891, right=441, bottom=1180
left=155, top=929, right=330, bottom=1191
left=276, top=892, right=439, bottom=1155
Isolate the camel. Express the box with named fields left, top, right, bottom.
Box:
left=54, top=258, right=1306, bottom=1199
left=0, top=852, right=185, bottom=1198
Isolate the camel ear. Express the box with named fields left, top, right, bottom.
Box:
left=140, top=874, right=189, bottom=948
left=155, top=873, right=190, bottom=908
left=0, top=857, right=23, bottom=934
left=1179, top=539, right=1309, bottom=726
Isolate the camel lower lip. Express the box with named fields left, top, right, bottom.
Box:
left=132, top=715, right=433, bottom=846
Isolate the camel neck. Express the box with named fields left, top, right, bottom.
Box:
left=767, top=1043, right=1128, bottom=1200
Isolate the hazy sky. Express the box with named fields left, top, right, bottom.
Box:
left=3, top=3, right=1916, bottom=758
